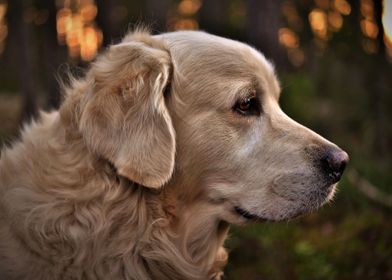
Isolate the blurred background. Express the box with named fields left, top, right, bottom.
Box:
left=0, top=0, right=391, bottom=279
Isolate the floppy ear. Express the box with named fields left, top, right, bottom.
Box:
left=78, top=36, right=175, bottom=188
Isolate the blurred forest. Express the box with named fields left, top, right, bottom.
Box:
left=0, top=0, right=391, bottom=279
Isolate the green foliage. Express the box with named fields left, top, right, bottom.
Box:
left=227, top=181, right=392, bottom=279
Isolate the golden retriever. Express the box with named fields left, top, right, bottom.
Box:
left=0, top=30, right=348, bottom=280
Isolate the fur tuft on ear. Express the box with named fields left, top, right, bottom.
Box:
left=75, top=33, right=175, bottom=188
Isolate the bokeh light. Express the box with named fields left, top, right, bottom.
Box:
left=168, top=0, right=201, bottom=31
left=0, top=0, right=7, bottom=55
left=279, top=27, right=299, bottom=49
left=309, top=8, right=328, bottom=41
left=56, top=0, right=102, bottom=62
left=328, top=11, right=343, bottom=31
left=333, top=0, right=351, bottom=16
left=360, top=0, right=378, bottom=53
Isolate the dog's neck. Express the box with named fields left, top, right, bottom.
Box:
left=159, top=171, right=230, bottom=279
left=95, top=157, right=229, bottom=279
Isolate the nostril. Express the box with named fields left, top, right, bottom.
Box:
left=321, top=149, right=349, bottom=182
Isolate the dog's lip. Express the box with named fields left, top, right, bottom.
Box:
left=234, top=206, right=270, bottom=222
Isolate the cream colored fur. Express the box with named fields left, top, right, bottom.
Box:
left=0, top=30, right=344, bottom=279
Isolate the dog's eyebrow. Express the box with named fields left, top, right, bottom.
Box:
left=239, top=78, right=264, bottom=98
left=253, top=78, right=265, bottom=97
left=248, top=75, right=280, bottom=102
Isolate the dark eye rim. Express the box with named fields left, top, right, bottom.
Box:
left=233, top=93, right=262, bottom=116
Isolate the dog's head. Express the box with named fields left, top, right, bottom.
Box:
left=61, top=30, right=348, bottom=224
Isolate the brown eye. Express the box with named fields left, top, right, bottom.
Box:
left=233, top=93, right=261, bottom=116
left=239, top=98, right=251, bottom=111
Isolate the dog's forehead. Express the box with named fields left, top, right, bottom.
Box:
left=156, top=31, right=280, bottom=100
left=158, top=31, right=272, bottom=70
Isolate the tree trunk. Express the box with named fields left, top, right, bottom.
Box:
left=199, top=0, right=227, bottom=35
left=96, top=0, right=116, bottom=46
left=10, top=0, right=38, bottom=122
left=42, top=0, right=66, bottom=109
left=246, top=0, right=286, bottom=70
left=145, top=0, right=172, bottom=33
left=373, top=0, right=388, bottom=155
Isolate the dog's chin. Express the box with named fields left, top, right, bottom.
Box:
left=230, top=206, right=305, bottom=224
left=232, top=206, right=281, bottom=223
left=225, top=183, right=338, bottom=225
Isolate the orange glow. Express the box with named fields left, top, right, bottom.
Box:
left=314, top=0, right=329, bottom=10
left=177, top=0, right=201, bottom=16
left=0, top=3, right=6, bottom=19
left=359, top=0, right=379, bottom=54
left=81, top=26, right=102, bottom=61
left=333, top=0, right=351, bottom=15
left=56, top=8, right=72, bottom=43
left=361, top=19, right=379, bottom=39
left=328, top=11, right=343, bottom=31
left=65, top=15, right=83, bottom=49
left=68, top=44, right=80, bottom=59
left=360, top=0, right=374, bottom=19
left=80, top=4, right=97, bottom=22
left=385, top=38, right=392, bottom=62
left=279, top=28, right=299, bottom=48
left=309, top=9, right=328, bottom=40
left=170, top=0, right=202, bottom=31
left=62, top=0, right=72, bottom=8
left=56, top=0, right=102, bottom=61
left=174, top=19, right=199, bottom=30
left=0, top=1, right=7, bottom=55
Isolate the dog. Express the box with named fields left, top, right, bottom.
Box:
left=0, top=30, right=348, bottom=280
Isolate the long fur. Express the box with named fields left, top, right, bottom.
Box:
left=0, top=30, right=345, bottom=280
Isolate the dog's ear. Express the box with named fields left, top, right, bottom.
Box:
left=78, top=36, right=175, bottom=188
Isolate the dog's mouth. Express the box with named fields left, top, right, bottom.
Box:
left=234, top=206, right=270, bottom=222
left=233, top=205, right=306, bottom=222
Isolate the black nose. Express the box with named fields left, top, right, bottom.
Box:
left=321, top=148, right=349, bottom=183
